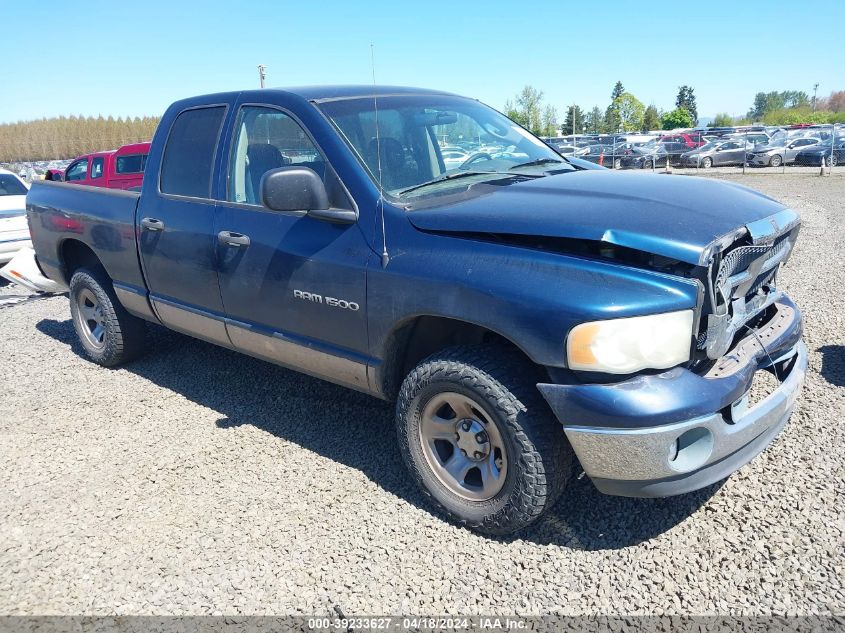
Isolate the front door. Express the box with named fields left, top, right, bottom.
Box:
left=214, top=104, right=371, bottom=390
left=138, top=104, right=231, bottom=347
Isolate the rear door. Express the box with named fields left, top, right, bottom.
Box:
left=715, top=141, right=743, bottom=165
left=786, top=138, right=817, bottom=163
left=138, top=104, right=232, bottom=347
left=87, top=155, right=106, bottom=188
left=212, top=101, right=370, bottom=390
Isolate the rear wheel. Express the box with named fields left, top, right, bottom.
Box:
left=69, top=267, right=146, bottom=366
left=642, top=160, right=653, bottom=170
left=396, top=345, right=573, bottom=535
left=769, top=154, right=783, bottom=167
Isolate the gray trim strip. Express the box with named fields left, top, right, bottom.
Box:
left=226, top=321, right=371, bottom=394
left=113, top=283, right=158, bottom=322
left=151, top=299, right=233, bottom=349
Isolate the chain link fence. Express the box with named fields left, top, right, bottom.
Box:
left=546, top=123, right=843, bottom=175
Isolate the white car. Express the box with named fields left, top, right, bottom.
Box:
left=0, top=168, right=32, bottom=265
left=442, top=149, right=469, bottom=170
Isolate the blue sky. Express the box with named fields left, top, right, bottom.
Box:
left=3, top=0, right=843, bottom=124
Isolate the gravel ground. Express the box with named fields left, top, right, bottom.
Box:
left=0, top=173, right=843, bottom=617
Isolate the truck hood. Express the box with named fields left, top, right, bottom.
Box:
left=407, top=170, right=793, bottom=266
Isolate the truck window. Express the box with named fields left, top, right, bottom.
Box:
left=160, top=106, right=226, bottom=199
left=227, top=106, right=325, bottom=205
left=90, top=157, right=104, bottom=179
left=116, top=154, right=147, bottom=174
left=65, top=159, right=89, bottom=181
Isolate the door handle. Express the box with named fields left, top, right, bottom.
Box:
left=218, top=230, right=251, bottom=247
left=140, top=217, right=165, bottom=231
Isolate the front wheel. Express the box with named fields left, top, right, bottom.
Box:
left=396, top=346, right=573, bottom=535
left=769, top=154, right=783, bottom=167
left=701, top=156, right=713, bottom=169
left=69, top=267, right=146, bottom=366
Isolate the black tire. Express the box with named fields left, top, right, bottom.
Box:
left=396, top=345, right=573, bottom=535
left=69, top=267, right=146, bottom=366
left=642, top=160, right=652, bottom=170
left=701, top=156, right=712, bottom=169
left=769, top=154, right=782, bottom=168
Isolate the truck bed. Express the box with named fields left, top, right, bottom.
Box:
left=26, top=180, right=147, bottom=292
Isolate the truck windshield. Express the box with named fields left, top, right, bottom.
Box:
left=318, top=95, right=571, bottom=199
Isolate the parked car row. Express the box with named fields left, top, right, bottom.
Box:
left=537, top=123, right=844, bottom=170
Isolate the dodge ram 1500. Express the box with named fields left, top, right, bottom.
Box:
left=25, top=86, right=806, bottom=534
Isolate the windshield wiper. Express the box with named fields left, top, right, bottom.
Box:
left=397, top=170, right=506, bottom=196
left=509, top=158, right=566, bottom=170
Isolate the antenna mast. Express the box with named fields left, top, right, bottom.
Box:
left=371, top=44, right=389, bottom=267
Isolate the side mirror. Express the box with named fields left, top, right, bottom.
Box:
left=260, top=166, right=356, bottom=223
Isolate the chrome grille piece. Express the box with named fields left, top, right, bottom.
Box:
left=701, top=221, right=799, bottom=359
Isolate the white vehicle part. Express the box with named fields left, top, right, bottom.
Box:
left=0, top=247, right=67, bottom=293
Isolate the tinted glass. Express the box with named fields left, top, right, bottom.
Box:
left=228, top=106, right=324, bottom=205
left=160, top=106, right=225, bottom=198
left=319, top=94, right=567, bottom=198
left=91, top=157, right=104, bottom=179
left=116, top=154, right=147, bottom=174
left=0, top=174, right=28, bottom=196
left=65, top=159, right=88, bottom=181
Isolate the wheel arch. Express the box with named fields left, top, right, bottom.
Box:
left=376, top=314, right=546, bottom=401
left=59, top=239, right=107, bottom=283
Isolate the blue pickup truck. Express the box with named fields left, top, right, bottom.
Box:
left=25, top=86, right=806, bottom=534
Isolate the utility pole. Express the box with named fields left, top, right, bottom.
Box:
left=813, top=83, right=819, bottom=111
left=258, top=64, right=267, bottom=89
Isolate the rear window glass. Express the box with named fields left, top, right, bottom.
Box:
left=160, top=106, right=225, bottom=198
left=116, top=154, right=148, bottom=174
left=0, top=174, right=28, bottom=196
left=91, top=157, right=104, bottom=179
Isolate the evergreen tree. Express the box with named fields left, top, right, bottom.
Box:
left=675, top=86, right=698, bottom=125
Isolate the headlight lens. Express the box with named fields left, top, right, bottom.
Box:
left=567, top=310, right=694, bottom=374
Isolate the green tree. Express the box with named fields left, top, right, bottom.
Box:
left=748, top=91, right=787, bottom=120
left=584, top=106, right=604, bottom=134
left=710, top=112, right=734, bottom=127
left=642, top=105, right=661, bottom=131
left=608, top=93, right=645, bottom=132
left=661, top=107, right=694, bottom=130
left=563, top=105, right=584, bottom=135
left=541, top=104, right=558, bottom=137
left=675, top=86, right=698, bottom=125
left=516, top=85, right=544, bottom=135
left=611, top=81, right=625, bottom=101
left=504, top=86, right=545, bottom=134
left=503, top=100, right=528, bottom=128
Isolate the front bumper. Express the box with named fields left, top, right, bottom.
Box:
left=538, top=299, right=806, bottom=497
left=748, top=154, right=776, bottom=166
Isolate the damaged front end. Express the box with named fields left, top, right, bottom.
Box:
left=698, top=209, right=801, bottom=362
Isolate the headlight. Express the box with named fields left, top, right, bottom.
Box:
left=566, top=310, right=694, bottom=374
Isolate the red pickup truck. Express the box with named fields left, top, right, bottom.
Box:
left=64, top=142, right=151, bottom=190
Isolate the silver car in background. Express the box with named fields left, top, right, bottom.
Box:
left=680, top=139, right=751, bottom=168
left=747, top=137, right=822, bottom=167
